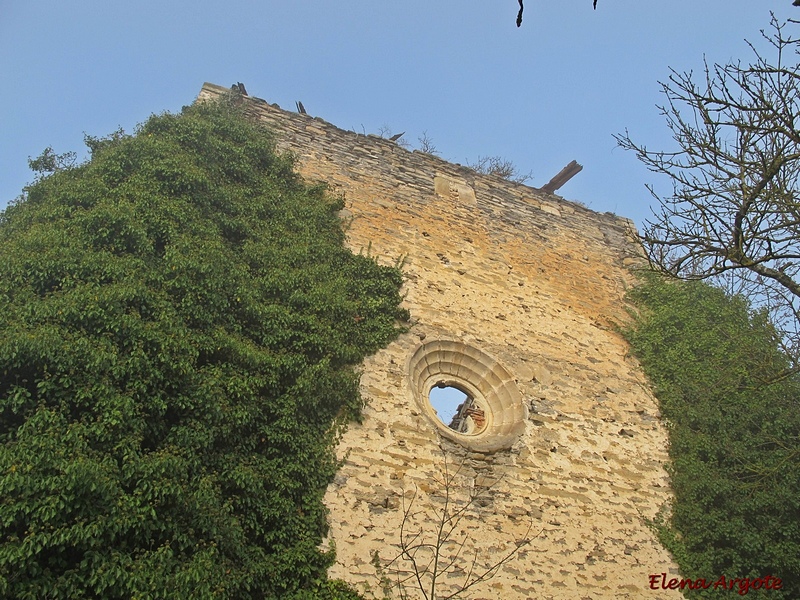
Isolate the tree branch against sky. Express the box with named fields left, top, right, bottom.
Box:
left=617, top=15, right=800, bottom=360
left=3, top=2, right=798, bottom=229
left=515, top=1, right=797, bottom=27
left=516, top=0, right=598, bottom=27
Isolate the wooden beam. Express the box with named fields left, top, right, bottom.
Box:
left=540, top=160, right=583, bottom=194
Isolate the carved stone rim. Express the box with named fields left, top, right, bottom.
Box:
left=407, top=339, right=527, bottom=452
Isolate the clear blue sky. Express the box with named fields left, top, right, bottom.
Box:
left=1, top=1, right=796, bottom=229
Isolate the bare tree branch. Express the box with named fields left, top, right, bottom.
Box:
left=466, top=155, right=532, bottom=184
left=616, top=15, right=800, bottom=361
left=380, top=448, right=541, bottom=599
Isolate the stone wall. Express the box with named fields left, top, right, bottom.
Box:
left=198, top=83, right=682, bottom=599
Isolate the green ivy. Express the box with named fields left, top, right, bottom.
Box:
left=624, top=274, right=800, bottom=599
left=0, top=97, right=405, bottom=599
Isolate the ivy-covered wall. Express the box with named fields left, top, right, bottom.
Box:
left=624, top=275, right=800, bottom=599
left=0, top=99, right=406, bottom=599
left=196, top=83, right=685, bottom=599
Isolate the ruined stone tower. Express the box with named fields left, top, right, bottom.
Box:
left=198, top=83, right=681, bottom=599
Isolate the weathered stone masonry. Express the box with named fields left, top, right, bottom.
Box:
left=198, top=83, right=682, bottom=599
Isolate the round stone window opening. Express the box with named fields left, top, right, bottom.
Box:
left=428, top=383, right=487, bottom=435
left=408, top=339, right=527, bottom=452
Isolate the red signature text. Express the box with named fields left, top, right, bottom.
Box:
left=649, top=573, right=783, bottom=595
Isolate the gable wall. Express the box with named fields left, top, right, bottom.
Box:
left=199, top=83, right=681, bottom=599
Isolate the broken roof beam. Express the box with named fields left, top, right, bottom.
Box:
left=540, top=160, right=583, bottom=194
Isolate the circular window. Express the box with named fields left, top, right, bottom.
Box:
left=407, top=340, right=527, bottom=452
left=428, top=384, right=487, bottom=434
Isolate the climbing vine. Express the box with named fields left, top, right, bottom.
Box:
left=624, top=274, right=800, bottom=599
left=0, top=97, right=407, bottom=599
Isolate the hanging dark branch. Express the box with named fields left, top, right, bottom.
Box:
left=517, top=1, right=597, bottom=28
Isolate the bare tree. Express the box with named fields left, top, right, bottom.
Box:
left=616, top=16, right=800, bottom=360
left=466, top=155, right=533, bottom=184
left=417, top=131, right=439, bottom=156
left=374, top=450, right=537, bottom=600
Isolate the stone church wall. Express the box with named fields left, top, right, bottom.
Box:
left=198, top=83, right=682, bottom=599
